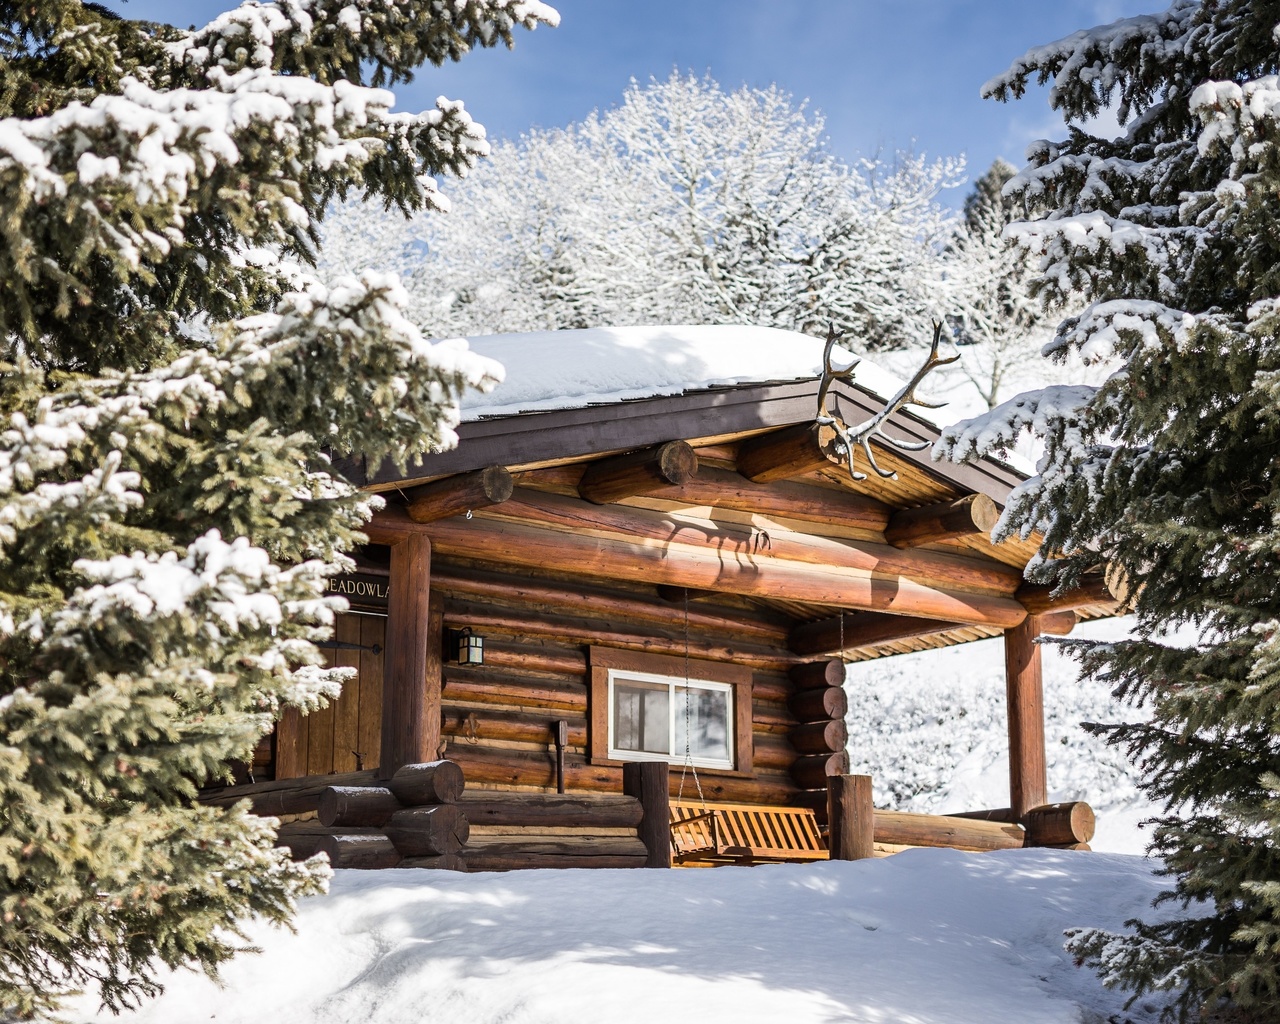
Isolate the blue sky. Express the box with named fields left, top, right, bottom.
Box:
left=128, top=0, right=1155, bottom=199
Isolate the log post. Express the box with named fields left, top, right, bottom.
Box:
left=1005, top=614, right=1048, bottom=819
left=378, top=534, right=438, bottom=778
left=827, top=774, right=874, bottom=860
left=623, top=761, right=671, bottom=868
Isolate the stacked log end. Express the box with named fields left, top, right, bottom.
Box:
left=273, top=760, right=471, bottom=871
left=257, top=760, right=653, bottom=872
left=786, top=659, right=849, bottom=820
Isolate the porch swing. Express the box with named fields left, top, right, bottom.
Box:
left=666, top=590, right=829, bottom=866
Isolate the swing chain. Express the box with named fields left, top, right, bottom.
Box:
left=676, top=587, right=705, bottom=807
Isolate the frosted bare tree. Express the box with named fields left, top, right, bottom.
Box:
left=932, top=159, right=1055, bottom=409
left=321, top=73, right=964, bottom=350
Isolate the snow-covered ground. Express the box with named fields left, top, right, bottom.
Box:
left=67, top=619, right=1172, bottom=1024
left=70, top=851, right=1180, bottom=1024
left=846, top=615, right=1155, bottom=856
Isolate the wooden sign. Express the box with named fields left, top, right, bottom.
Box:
left=325, top=571, right=390, bottom=612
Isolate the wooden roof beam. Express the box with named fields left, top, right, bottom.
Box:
left=371, top=507, right=1027, bottom=628
left=790, top=612, right=965, bottom=658
left=404, top=466, right=513, bottom=524
left=736, top=423, right=841, bottom=483
left=1017, top=575, right=1121, bottom=615
left=577, top=440, right=698, bottom=505
left=886, top=494, right=1000, bottom=548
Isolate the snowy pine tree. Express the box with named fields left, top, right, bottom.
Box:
left=938, top=1, right=1280, bottom=1018
left=0, top=0, right=554, bottom=1016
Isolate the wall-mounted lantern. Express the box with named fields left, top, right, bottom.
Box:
left=449, top=627, right=484, bottom=666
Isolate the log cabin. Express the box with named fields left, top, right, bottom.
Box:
left=203, top=325, right=1118, bottom=869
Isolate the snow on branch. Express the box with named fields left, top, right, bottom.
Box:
left=935, top=384, right=1097, bottom=465
left=982, top=0, right=1201, bottom=121
left=173, top=0, right=560, bottom=88
left=1044, top=299, right=1198, bottom=363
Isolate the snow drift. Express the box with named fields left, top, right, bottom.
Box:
left=71, top=850, right=1180, bottom=1024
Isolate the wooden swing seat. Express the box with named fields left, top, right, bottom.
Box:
left=669, top=799, right=828, bottom=865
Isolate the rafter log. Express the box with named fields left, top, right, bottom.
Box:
left=735, top=422, right=841, bottom=483
left=577, top=440, right=698, bottom=505
left=486, top=489, right=1023, bottom=598
left=1017, top=575, right=1120, bottom=615
left=404, top=466, right=513, bottom=524
left=369, top=507, right=1027, bottom=629
left=886, top=494, right=1000, bottom=548
left=790, top=611, right=966, bottom=658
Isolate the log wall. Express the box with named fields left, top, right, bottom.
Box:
left=273, top=555, right=821, bottom=804
left=435, top=562, right=804, bottom=806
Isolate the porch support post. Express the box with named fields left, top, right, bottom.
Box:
left=377, top=533, right=440, bottom=778
left=1004, top=614, right=1048, bottom=818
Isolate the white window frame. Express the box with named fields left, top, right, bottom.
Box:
left=605, top=668, right=735, bottom=770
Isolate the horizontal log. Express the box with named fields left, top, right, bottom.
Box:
left=376, top=508, right=1028, bottom=629
left=1046, top=842, right=1092, bottom=852
left=790, top=752, right=850, bottom=789
left=445, top=602, right=795, bottom=670
left=275, top=822, right=382, bottom=861
left=457, top=792, right=643, bottom=829
left=443, top=671, right=587, bottom=713
left=1038, top=611, right=1078, bottom=636
left=654, top=464, right=889, bottom=534
left=462, top=852, right=648, bottom=871
left=789, top=686, right=848, bottom=722
left=200, top=769, right=378, bottom=808
left=406, top=465, right=513, bottom=524
left=1017, top=575, right=1120, bottom=615
left=789, top=660, right=846, bottom=692
left=463, top=836, right=649, bottom=858
left=753, top=732, right=798, bottom=771
left=578, top=440, right=698, bottom=504
left=384, top=804, right=470, bottom=857
left=447, top=745, right=798, bottom=805
left=494, top=489, right=1023, bottom=598
left=736, top=422, right=841, bottom=483
left=433, top=566, right=789, bottom=646
left=874, top=810, right=1025, bottom=852
left=1024, top=802, right=1096, bottom=846
left=944, top=807, right=1015, bottom=823
left=443, top=707, right=587, bottom=748
left=886, top=494, right=1000, bottom=548
left=790, top=612, right=964, bottom=658
left=753, top=700, right=800, bottom=734
left=400, top=854, right=467, bottom=870
left=789, top=719, right=849, bottom=755
left=468, top=826, right=639, bottom=839
left=318, top=786, right=403, bottom=828
left=476, top=640, right=587, bottom=678
left=316, top=833, right=403, bottom=870
left=752, top=674, right=791, bottom=703
left=385, top=760, right=466, bottom=806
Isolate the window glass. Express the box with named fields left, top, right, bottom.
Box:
left=607, top=669, right=734, bottom=769
left=675, top=685, right=731, bottom=763
left=612, top=680, right=670, bottom=754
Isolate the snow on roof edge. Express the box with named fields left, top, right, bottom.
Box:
left=438, top=325, right=1033, bottom=477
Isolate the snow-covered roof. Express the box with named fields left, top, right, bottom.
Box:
left=452, top=325, right=940, bottom=425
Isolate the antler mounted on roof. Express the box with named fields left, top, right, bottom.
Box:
left=818, top=322, right=958, bottom=481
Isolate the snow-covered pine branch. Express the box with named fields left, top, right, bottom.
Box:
left=0, top=0, right=550, bottom=1016
left=951, top=2, right=1280, bottom=1016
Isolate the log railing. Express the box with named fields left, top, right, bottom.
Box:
left=824, top=774, right=1096, bottom=858
left=200, top=758, right=674, bottom=871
